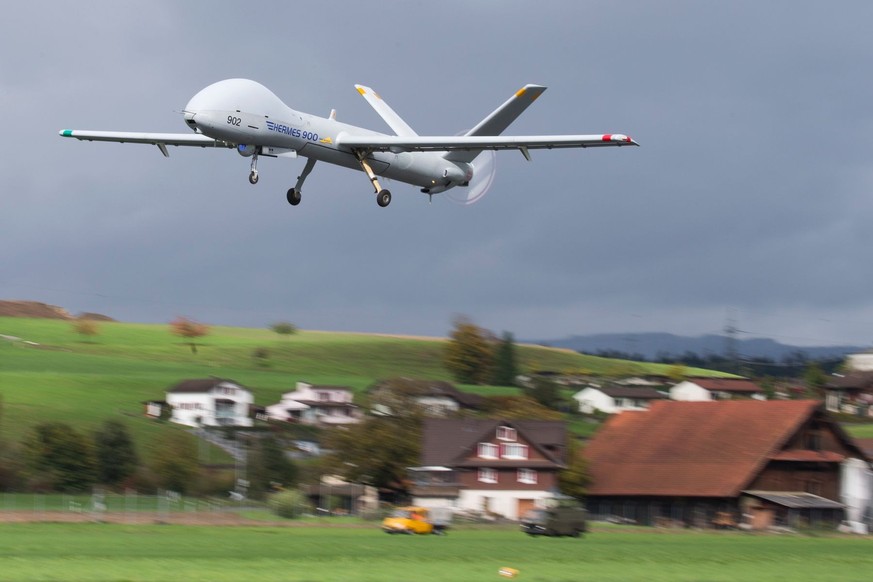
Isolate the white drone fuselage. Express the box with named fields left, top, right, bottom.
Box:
left=60, top=78, right=636, bottom=207
left=184, top=80, right=469, bottom=194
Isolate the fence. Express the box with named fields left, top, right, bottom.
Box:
left=0, top=490, right=276, bottom=525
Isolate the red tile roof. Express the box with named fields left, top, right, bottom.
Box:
left=584, top=400, right=822, bottom=497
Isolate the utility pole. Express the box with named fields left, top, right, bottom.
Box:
left=724, top=308, right=740, bottom=375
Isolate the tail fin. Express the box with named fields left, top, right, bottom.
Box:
left=445, top=84, right=547, bottom=163
left=355, top=85, right=418, bottom=137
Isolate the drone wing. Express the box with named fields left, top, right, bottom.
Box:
left=335, top=133, right=638, bottom=155
left=59, top=130, right=233, bottom=157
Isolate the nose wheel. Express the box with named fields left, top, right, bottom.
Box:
left=377, top=189, right=392, bottom=207
left=248, top=149, right=260, bottom=184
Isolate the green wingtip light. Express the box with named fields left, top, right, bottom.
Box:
left=61, top=130, right=73, bottom=137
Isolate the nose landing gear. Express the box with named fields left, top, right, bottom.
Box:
left=248, top=149, right=260, bottom=184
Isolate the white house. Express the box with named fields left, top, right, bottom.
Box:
left=368, top=378, right=485, bottom=418
left=165, top=378, right=254, bottom=427
left=573, top=386, right=666, bottom=414
left=266, top=381, right=361, bottom=426
left=669, top=377, right=765, bottom=402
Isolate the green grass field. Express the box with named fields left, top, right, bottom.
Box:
left=0, top=316, right=724, bottom=446
left=0, top=523, right=870, bottom=582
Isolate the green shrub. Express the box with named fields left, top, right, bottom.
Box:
left=267, top=489, right=307, bottom=519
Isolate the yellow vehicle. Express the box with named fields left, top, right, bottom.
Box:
left=381, top=506, right=449, bottom=535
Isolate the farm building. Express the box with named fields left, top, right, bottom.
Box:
left=669, top=377, right=765, bottom=401
left=583, top=400, right=871, bottom=530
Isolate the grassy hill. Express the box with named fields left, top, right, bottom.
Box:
left=0, top=316, right=731, bottom=447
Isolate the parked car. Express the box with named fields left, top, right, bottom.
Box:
left=382, top=506, right=450, bottom=535
left=520, top=506, right=587, bottom=537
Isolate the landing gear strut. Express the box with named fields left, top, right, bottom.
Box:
left=356, top=153, right=391, bottom=208
left=286, top=158, right=317, bottom=206
left=248, top=150, right=260, bottom=184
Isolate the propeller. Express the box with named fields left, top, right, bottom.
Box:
left=445, top=149, right=497, bottom=206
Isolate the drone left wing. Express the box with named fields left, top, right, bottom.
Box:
left=59, top=130, right=233, bottom=157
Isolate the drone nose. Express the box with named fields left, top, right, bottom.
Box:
left=183, top=111, right=198, bottom=131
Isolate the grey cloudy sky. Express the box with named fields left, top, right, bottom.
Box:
left=3, top=1, right=873, bottom=346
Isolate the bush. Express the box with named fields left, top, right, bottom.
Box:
left=267, top=489, right=307, bottom=519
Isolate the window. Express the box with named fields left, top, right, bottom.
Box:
left=496, top=426, right=516, bottom=441
left=478, top=468, right=497, bottom=484
left=518, top=469, right=538, bottom=484
left=501, top=443, right=529, bottom=459
left=478, top=442, right=498, bottom=459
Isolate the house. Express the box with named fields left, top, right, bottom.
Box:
left=670, top=377, right=765, bottom=401
left=583, top=400, right=870, bottom=530
left=825, top=371, right=873, bottom=416
left=305, top=475, right=379, bottom=515
left=367, top=378, right=485, bottom=417
left=266, top=381, right=361, bottom=426
left=409, top=418, right=567, bottom=520
left=573, top=385, right=667, bottom=414
left=165, top=378, right=254, bottom=427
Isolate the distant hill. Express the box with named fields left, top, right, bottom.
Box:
left=531, top=332, right=865, bottom=362
left=0, top=300, right=73, bottom=319
left=0, top=300, right=114, bottom=321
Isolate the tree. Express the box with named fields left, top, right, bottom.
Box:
left=169, top=316, right=209, bottom=354
left=491, top=331, right=519, bottom=386
left=270, top=321, right=298, bottom=338
left=443, top=316, right=495, bottom=385
left=148, top=430, right=199, bottom=493
left=523, top=377, right=568, bottom=411
left=803, top=362, right=827, bottom=399
left=322, top=392, right=424, bottom=496
left=23, top=422, right=97, bottom=491
left=93, top=420, right=139, bottom=486
left=249, top=434, right=298, bottom=497
left=72, top=318, right=100, bottom=342
left=482, top=395, right=564, bottom=421
left=558, top=439, right=591, bottom=501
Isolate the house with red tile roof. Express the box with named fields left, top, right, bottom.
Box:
left=409, top=418, right=567, bottom=520
left=583, top=400, right=869, bottom=529
left=670, top=377, right=765, bottom=401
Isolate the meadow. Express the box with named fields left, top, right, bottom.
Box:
left=0, top=522, right=871, bottom=582
left=0, top=316, right=721, bottom=447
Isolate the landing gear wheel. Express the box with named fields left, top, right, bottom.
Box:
left=377, top=189, right=392, bottom=207
left=248, top=170, right=259, bottom=185
left=287, top=188, right=301, bottom=206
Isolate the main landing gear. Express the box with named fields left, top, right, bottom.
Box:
left=286, top=158, right=316, bottom=206
left=244, top=148, right=391, bottom=208
left=357, top=153, right=391, bottom=208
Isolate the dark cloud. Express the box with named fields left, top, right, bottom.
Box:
left=3, top=1, right=873, bottom=346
